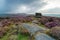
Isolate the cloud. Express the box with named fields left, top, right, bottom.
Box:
left=0, top=0, right=47, bottom=14
left=0, top=0, right=6, bottom=11
left=45, top=8, right=60, bottom=13
left=6, top=0, right=37, bottom=5
left=10, top=0, right=46, bottom=14
left=12, top=5, right=31, bottom=13
left=37, top=0, right=60, bottom=14
left=0, top=0, right=60, bottom=14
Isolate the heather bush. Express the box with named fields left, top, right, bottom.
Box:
left=0, top=27, right=6, bottom=38
left=50, top=27, right=60, bottom=39
left=39, top=18, right=49, bottom=25
left=45, top=22, right=60, bottom=28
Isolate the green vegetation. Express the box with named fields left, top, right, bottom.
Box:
left=0, top=29, right=17, bottom=40
left=18, top=33, right=29, bottom=40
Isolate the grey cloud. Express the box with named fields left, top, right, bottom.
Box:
left=45, top=8, right=60, bottom=13
left=0, top=0, right=47, bottom=13
left=10, top=0, right=47, bottom=13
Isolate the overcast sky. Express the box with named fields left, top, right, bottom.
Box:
left=0, top=0, right=60, bottom=14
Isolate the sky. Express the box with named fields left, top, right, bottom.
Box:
left=0, top=0, right=60, bottom=14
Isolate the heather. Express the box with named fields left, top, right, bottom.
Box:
left=0, top=13, right=60, bottom=40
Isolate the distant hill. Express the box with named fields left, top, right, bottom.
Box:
left=43, top=14, right=60, bottom=17
left=0, top=13, right=28, bottom=17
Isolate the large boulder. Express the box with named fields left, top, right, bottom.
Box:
left=35, top=33, right=55, bottom=40
left=22, top=23, right=47, bottom=35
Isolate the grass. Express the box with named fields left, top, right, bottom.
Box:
left=0, top=25, right=16, bottom=40
left=39, top=24, right=45, bottom=27
left=0, top=29, right=17, bottom=40
left=18, top=33, right=29, bottom=40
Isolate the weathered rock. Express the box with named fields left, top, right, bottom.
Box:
left=22, top=23, right=47, bottom=35
left=35, top=33, right=55, bottom=40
